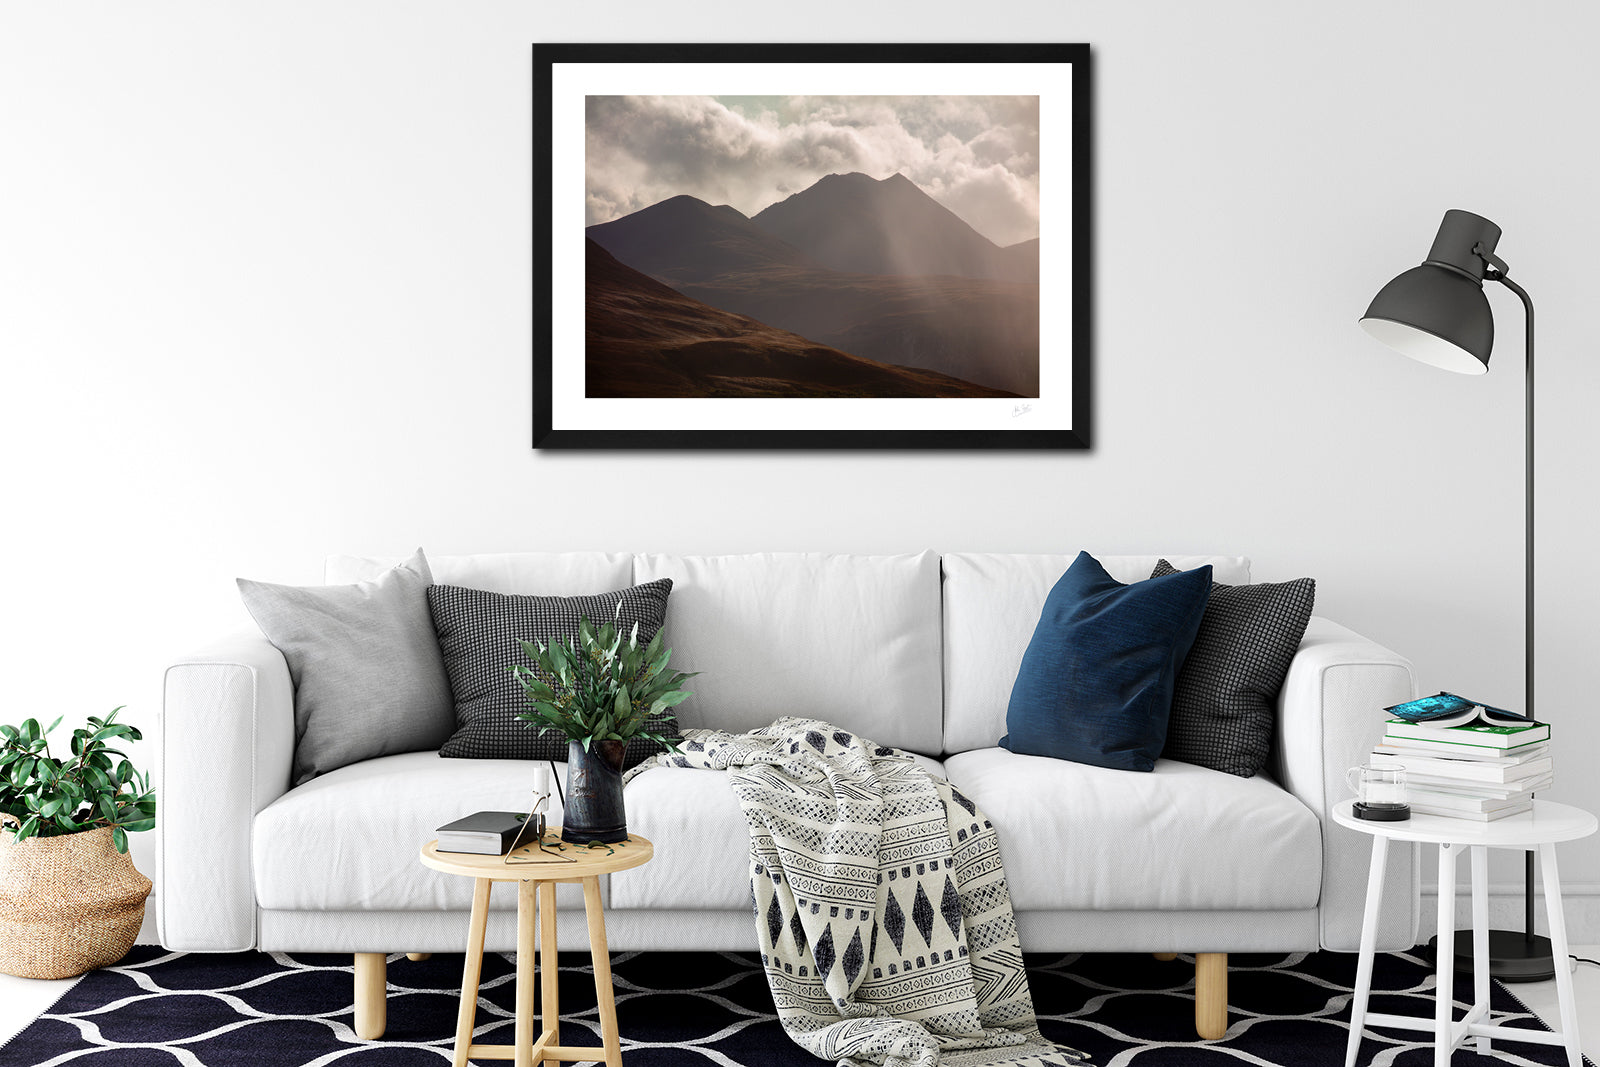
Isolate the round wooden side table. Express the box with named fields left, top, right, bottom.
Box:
left=1333, top=799, right=1596, bottom=1067
left=420, top=830, right=654, bottom=1067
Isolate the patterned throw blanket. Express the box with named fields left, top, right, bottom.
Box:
left=629, top=718, right=1087, bottom=1067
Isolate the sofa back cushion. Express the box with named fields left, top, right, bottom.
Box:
left=1001, top=552, right=1213, bottom=772
left=326, top=552, right=633, bottom=595
left=240, top=549, right=454, bottom=786
left=428, top=579, right=677, bottom=766
left=633, top=552, right=943, bottom=755
left=941, top=554, right=1252, bottom=755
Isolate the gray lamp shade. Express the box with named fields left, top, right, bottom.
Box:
left=1359, top=209, right=1503, bottom=375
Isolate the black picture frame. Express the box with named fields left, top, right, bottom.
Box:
left=534, top=42, right=1092, bottom=450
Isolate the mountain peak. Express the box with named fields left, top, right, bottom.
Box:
left=751, top=170, right=1016, bottom=280
left=814, top=171, right=916, bottom=189
left=602, top=195, right=756, bottom=228
left=641, top=194, right=736, bottom=217
left=815, top=171, right=877, bottom=186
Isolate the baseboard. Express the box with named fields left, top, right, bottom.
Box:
left=1419, top=886, right=1600, bottom=945
left=135, top=894, right=160, bottom=947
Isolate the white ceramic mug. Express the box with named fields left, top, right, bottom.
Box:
left=1347, top=762, right=1407, bottom=809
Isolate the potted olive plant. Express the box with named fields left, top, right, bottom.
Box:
left=514, top=618, right=694, bottom=844
left=0, top=707, right=157, bottom=979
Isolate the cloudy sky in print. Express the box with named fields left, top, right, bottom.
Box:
left=585, top=95, right=1041, bottom=248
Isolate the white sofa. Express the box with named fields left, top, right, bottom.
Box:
left=159, top=551, right=1420, bottom=1041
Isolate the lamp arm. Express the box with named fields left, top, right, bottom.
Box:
left=1485, top=268, right=1537, bottom=946
left=1487, top=271, right=1533, bottom=723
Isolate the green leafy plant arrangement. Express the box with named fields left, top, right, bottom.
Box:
left=0, top=707, right=156, bottom=854
left=513, top=617, right=695, bottom=753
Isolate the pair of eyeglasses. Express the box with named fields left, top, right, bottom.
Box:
left=503, top=786, right=570, bottom=865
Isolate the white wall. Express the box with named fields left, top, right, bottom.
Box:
left=2, top=0, right=1597, bottom=939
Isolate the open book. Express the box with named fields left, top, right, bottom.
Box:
left=1385, top=691, right=1536, bottom=727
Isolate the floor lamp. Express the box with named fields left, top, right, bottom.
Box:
left=1358, top=208, right=1550, bottom=981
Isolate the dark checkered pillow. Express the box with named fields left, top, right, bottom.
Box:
left=428, top=579, right=677, bottom=766
left=1150, top=560, right=1315, bottom=778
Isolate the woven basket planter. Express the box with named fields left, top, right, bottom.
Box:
left=0, top=825, right=152, bottom=979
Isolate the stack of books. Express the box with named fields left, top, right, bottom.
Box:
left=1373, top=706, right=1551, bottom=821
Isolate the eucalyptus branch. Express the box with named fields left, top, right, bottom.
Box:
left=513, top=615, right=696, bottom=752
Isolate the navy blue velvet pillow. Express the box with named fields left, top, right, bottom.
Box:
left=1000, top=551, right=1213, bottom=772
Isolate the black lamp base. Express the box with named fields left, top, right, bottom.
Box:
left=1429, top=928, right=1555, bottom=983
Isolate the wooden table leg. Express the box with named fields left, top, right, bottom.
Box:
left=453, top=878, right=492, bottom=1067
left=583, top=875, right=623, bottom=1067
left=1345, top=833, right=1388, bottom=1067
left=353, top=952, right=387, bottom=1040
left=1434, top=843, right=1457, bottom=1067
left=1539, top=843, right=1583, bottom=1067
left=517, top=880, right=537, bottom=1067
left=540, top=880, right=560, bottom=1047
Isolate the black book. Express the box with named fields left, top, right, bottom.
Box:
left=435, top=810, right=530, bottom=856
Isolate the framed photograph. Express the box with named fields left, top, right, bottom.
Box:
left=533, top=43, right=1091, bottom=449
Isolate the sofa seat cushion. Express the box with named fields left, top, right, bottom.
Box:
left=941, top=747, right=1321, bottom=912
left=611, top=753, right=947, bottom=911
left=253, top=751, right=594, bottom=912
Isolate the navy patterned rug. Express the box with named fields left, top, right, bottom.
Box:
left=0, top=947, right=1584, bottom=1065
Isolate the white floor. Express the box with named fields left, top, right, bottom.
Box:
left=1, top=949, right=1597, bottom=1059
left=0, top=970, right=80, bottom=1041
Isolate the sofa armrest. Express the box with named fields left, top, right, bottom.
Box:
left=1274, top=616, right=1419, bottom=952
left=159, top=632, right=294, bottom=950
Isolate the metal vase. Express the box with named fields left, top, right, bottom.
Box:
left=561, top=739, right=628, bottom=844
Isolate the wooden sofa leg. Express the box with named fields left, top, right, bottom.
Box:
left=1153, top=952, right=1177, bottom=961
left=354, top=952, right=388, bottom=1039
left=406, top=952, right=432, bottom=961
left=1195, top=952, right=1227, bottom=1040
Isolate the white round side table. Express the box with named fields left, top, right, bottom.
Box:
left=1333, top=799, right=1596, bottom=1067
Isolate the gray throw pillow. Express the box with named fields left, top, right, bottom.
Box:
left=428, top=580, right=676, bottom=767
left=238, top=548, right=455, bottom=786
left=1151, top=559, right=1315, bottom=778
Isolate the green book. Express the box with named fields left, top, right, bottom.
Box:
left=1384, top=717, right=1550, bottom=749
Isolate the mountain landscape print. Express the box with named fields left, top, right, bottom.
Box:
left=584, top=95, right=1041, bottom=399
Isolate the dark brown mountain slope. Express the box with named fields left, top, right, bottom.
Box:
left=675, top=266, right=1040, bottom=398
left=585, top=240, right=1019, bottom=400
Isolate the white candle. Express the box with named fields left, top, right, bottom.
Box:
left=533, top=763, right=551, bottom=800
